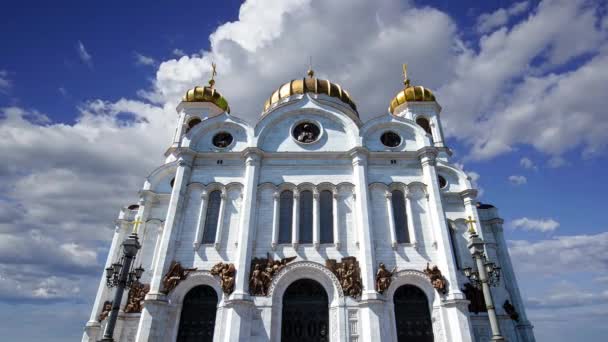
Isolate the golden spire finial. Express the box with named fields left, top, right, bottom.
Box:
left=209, top=61, right=217, bottom=87
left=402, top=63, right=410, bottom=87
left=307, top=56, right=314, bottom=78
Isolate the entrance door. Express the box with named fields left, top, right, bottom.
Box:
left=394, top=285, right=434, bottom=342
left=281, top=279, right=329, bottom=342
left=177, top=285, right=218, bottom=342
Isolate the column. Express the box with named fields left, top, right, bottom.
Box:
left=271, top=191, right=280, bottom=250
left=214, top=191, right=227, bottom=250
left=292, top=189, right=300, bottom=249
left=313, top=189, right=320, bottom=249
left=332, top=191, right=340, bottom=249
left=192, top=189, right=209, bottom=250
left=222, top=149, right=261, bottom=341
left=385, top=191, right=398, bottom=249
left=349, top=148, right=383, bottom=342
left=135, top=153, right=193, bottom=342
left=418, top=148, right=473, bottom=342
left=405, top=189, right=417, bottom=246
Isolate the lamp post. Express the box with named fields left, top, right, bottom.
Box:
left=463, top=216, right=505, bottom=341
left=100, top=228, right=144, bottom=342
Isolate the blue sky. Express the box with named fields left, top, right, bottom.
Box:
left=1, top=0, right=607, bottom=341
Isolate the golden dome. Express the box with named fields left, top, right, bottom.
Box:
left=389, top=64, right=436, bottom=114
left=182, top=83, right=230, bottom=113
left=263, top=69, right=357, bottom=114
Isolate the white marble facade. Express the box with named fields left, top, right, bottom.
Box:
left=82, top=77, right=535, bottom=342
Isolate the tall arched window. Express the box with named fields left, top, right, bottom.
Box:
left=392, top=190, right=410, bottom=243
left=299, top=190, right=313, bottom=243
left=319, top=190, right=334, bottom=243
left=202, top=190, right=222, bottom=244
left=416, top=117, right=432, bottom=135
left=278, top=190, right=293, bottom=243
left=448, top=222, right=461, bottom=269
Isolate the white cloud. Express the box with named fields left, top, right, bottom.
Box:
left=477, top=1, right=529, bottom=34
left=548, top=155, right=567, bottom=168
left=508, top=175, right=527, bottom=185
left=520, top=157, right=537, bottom=170
left=172, top=48, right=186, bottom=57
left=76, top=41, right=92, bottom=67
left=509, top=232, right=608, bottom=277
left=134, top=52, right=156, bottom=66
left=511, top=217, right=559, bottom=232
left=0, top=70, right=11, bottom=93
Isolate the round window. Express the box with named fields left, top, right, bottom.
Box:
left=380, top=131, right=402, bottom=147
left=212, top=132, right=233, bottom=148
left=292, top=122, right=320, bottom=144
left=438, top=175, right=447, bottom=189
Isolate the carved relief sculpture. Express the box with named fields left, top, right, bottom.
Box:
left=503, top=300, right=520, bottom=321
left=423, top=263, right=447, bottom=294
left=124, top=282, right=150, bottom=313
left=210, top=262, right=236, bottom=295
left=462, top=283, right=486, bottom=313
left=162, top=261, right=197, bottom=294
left=375, top=263, right=397, bottom=294
left=249, top=253, right=297, bottom=296
left=98, top=300, right=112, bottom=322
left=326, top=256, right=362, bottom=298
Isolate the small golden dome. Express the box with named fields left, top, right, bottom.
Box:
left=389, top=85, right=436, bottom=114
left=182, top=85, right=230, bottom=113
left=263, top=71, right=357, bottom=114
left=389, top=64, right=436, bottom=114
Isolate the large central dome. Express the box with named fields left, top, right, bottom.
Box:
left=263, top=70, right=358, bottom=114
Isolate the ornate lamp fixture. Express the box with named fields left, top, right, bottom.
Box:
left=464, top=216, right=505, bottom=342
left=99, top=219, right=145, bottom=342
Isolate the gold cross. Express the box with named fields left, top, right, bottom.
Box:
left=131, top=217, right=144, bottom=234
left=465, top=216, right=477, bottom=234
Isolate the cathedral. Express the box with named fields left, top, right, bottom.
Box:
left=82, top=65, right=535, bottom=342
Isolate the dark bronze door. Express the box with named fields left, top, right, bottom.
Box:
left=281, top=279, right=329, bottom=342
left=394, top=285, right=434, bottom=342
left=177, top=285, right=218, bottom=342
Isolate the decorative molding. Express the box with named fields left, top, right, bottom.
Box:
left=267, top=260, right=344, bottom=298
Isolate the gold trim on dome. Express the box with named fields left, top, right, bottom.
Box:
left=181, top=62, right=230, bottom=113
left=263, top=72, right=357, bottom=114
left=389, top=64, right=437, bottom=114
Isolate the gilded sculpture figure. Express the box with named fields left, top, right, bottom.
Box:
left=98, top=300, right=112, bottom=322
left=326, top=256, right=362, bottom=298
left=210, top=262, right=236, bottom=295
left=375, top=263, right=397, bottom=294
left=423, top=263, right=447, bottom=294
left=249, top=253, right=296, bottom=296
left=124, top=282, right=150, bottom=313
left=162, top=261, right=197, bottom=294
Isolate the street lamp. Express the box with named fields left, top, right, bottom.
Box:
left=100, top=227, right=144, bottom=342
left=464, top=216, right=505, bottom=342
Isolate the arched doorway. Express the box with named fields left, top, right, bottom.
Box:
left=394, top=284, right=434, bottom=342
left=177, top=285, right=218, bottom=342
left=281, top=278, right=329, bottom=342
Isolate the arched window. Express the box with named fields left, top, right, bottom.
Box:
left=299, top=190, right=313, bottom=243
left=320, top=190, right=334, bottom=243
left=278, top=190, right=293, bottom=243
left=185, top=117, right=201, bottom=133
left=391, top=190, right=410, bottom=243
left=416, top=117, right=432, bottom=136
left=448, top=222, right=461, bottom=269
left=202, top=190, right=221, bottom=243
